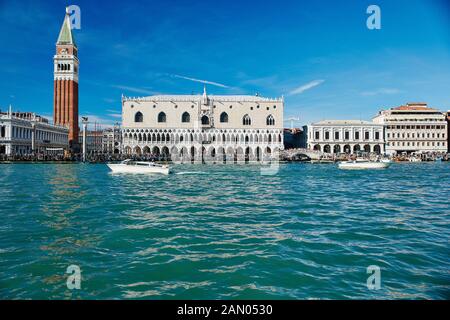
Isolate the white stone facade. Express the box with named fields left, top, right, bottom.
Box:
left=121, top=90, right=284, bottom=162
left=102, top=124, right=122, bottom=154
left=306, top=120, right=385, bottom=154
left=0, top=109, right=68, bottom=155
left=373, top=103, right=447, bottom=155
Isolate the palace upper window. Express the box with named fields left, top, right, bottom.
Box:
left=134, top=112, right=143, bottom=123
left=220, top=112, right=228, bottom=123
left=243, top=114, right=251, bottom=126
left=266, top=115, right=275, bottom=126
left=181, top=112, right=190, bottom=123
left=158, top=112, right=166, bottom=123
left=201, top=115, right=210, bottom=125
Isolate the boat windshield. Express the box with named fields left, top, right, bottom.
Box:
left=136, top=162, right=150, bottom=166
left=122, top=160, right=136, bottom=165
left=121, top=160, right=160, bottom=167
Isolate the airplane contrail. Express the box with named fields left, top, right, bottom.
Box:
left=288, top=80, right=325, bottom=96
left=172, top=74, right=229, bottom=88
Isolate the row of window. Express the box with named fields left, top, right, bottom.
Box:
left=386, top=119, right=445, bottom=122
left=135, top=112, right=276, bottom=126
left=312, top=144, right=382, bottom=154
left=387, top=132, right=445, bottom=139
left=0, top=125, right=66, bottom=142
left=386, top=125, right=446, bottom=130
left=313, top=131, right=381, bottom=140
left=124, top=132, right=283, bottom=144
left=387, top=141, right=445, bottom=147
left=57, top=63, right=71, bottom=71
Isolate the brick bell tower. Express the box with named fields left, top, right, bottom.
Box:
left=54, top=8, right=79, bottom=151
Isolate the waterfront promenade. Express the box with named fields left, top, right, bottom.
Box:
left=1, top=149, right=448, bottom=163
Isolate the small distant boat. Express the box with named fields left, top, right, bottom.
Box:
left=107, top=159, right=170, bottom=175
left=338, top=159, right=390, bottom=170
left=310, top=155, right=335, bottom=164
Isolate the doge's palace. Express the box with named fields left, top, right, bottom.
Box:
left=121, top=88, right=284, bottom=162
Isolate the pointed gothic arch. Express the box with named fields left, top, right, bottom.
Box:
left=181, top=112, right=190, bottom=123
left=243, top=114, right=251, bottom=125
left=201, top=115, right=210, bottom=125
left=220, top=112, right=229, bottom=123
left=158, top=112, right=166, bottom=123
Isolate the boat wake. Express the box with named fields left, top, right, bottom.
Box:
left=175, top=171, right=208, bottom=175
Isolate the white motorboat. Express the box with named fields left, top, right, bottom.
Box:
left=107, top=160, right=170, bottom=175
left=338, top=159, right=390, bottom=170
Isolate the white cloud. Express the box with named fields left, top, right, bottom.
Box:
left=111, top=85, right=155, bottom=95
left=172, top=74, right=229, bottom=88
left=360, top=88, right=401, bottom=96
left=288, top=80, right=325, bottom=96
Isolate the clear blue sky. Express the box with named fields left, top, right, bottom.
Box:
left=0, top=0, right=449, bottom=127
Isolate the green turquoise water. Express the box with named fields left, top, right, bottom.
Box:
left=0, top=162, right=449, bottom=299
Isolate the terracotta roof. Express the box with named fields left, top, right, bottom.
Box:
left=388, top=102, right=443, bottom=111
left=392, top=105, right=430, bottom=111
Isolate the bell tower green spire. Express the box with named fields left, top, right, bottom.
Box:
left=56, top=7, right=76, bottom=47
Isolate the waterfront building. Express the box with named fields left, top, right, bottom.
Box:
left=79, top=130, right=103, bottom=155
left=102, top=123, right=122, bottom=154
left=305, top=120, right=385, bottom=154
left=0, top=108, right=68, bottom=155
left=373, top=103, right=447, bottom=155
left=121, top=88, right=284, bottom=161
left=53, top=8, right=79, bottom=150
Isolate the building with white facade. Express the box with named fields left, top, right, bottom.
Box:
left=121, top=88, right=284, bottom=162
left=0, top=108, right=68, bottom=155
left=373, top=103, right=447, bottom=155
left=102, top=123, right=122, bottom=154
left=306, top=120, right=385, bottom=154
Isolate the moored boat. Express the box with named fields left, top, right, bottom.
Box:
left=107, top=159, right=170, bottom=175
left=338, top=159, right=390, bottom=170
